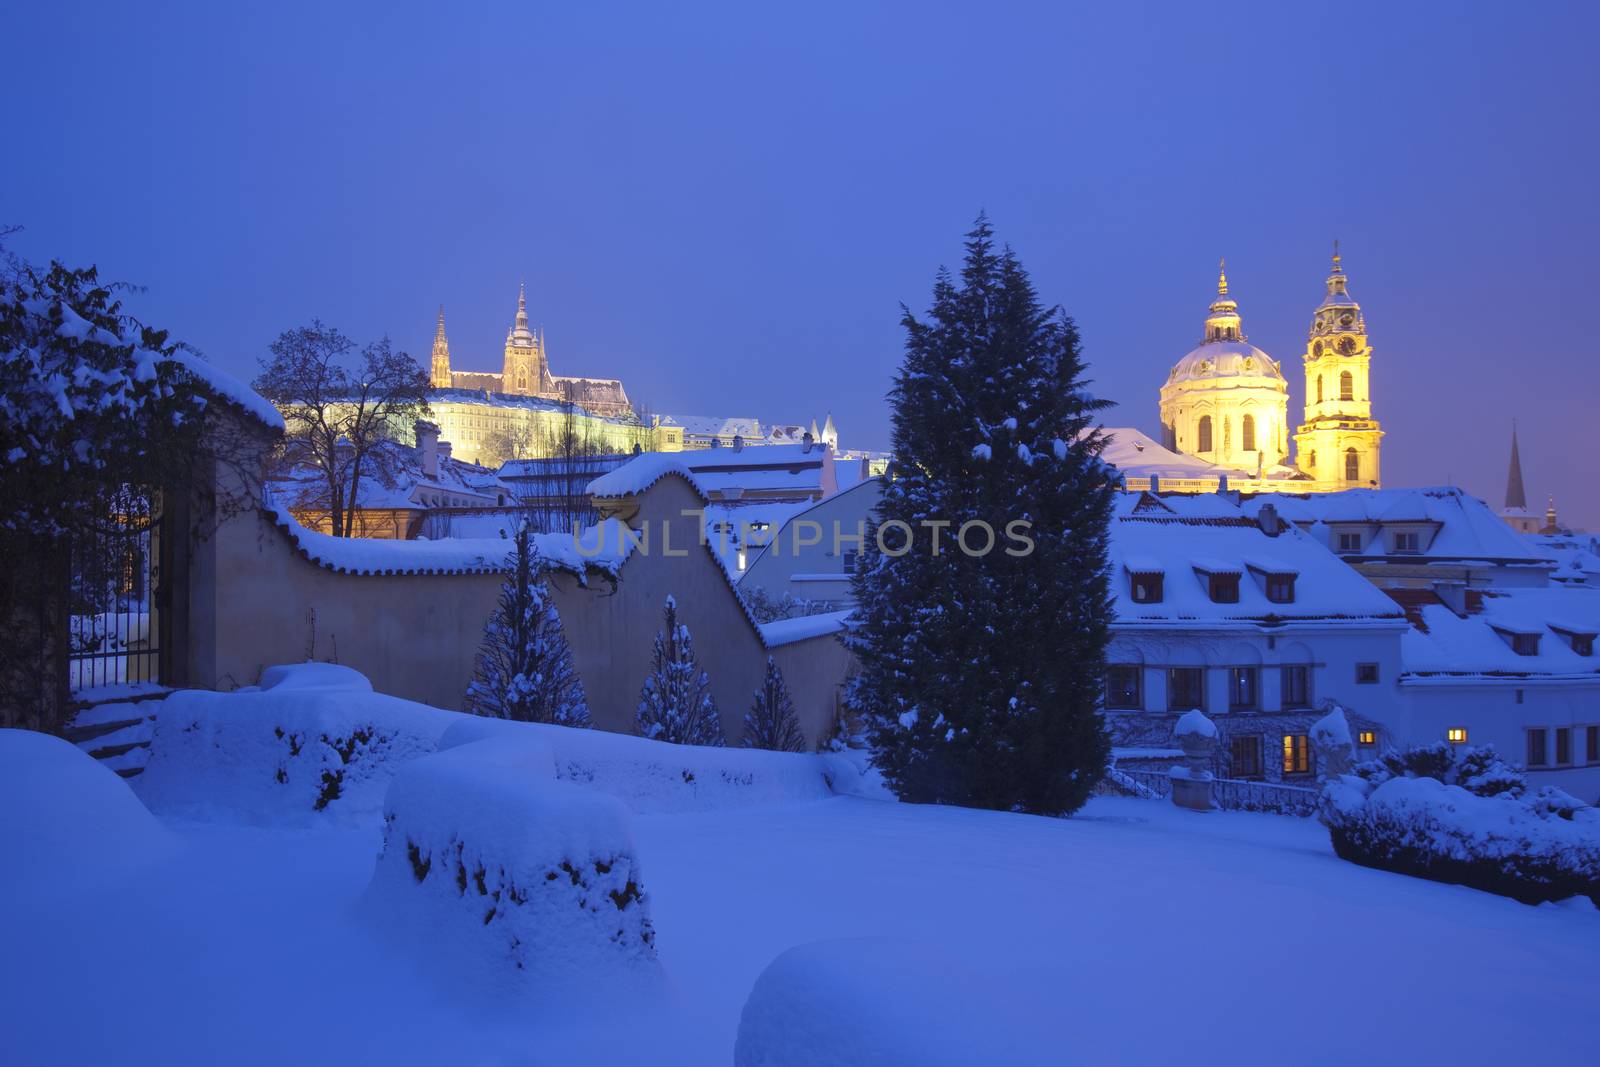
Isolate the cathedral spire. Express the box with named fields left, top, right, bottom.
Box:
left=429, top=305, right=452, bottom=389
left=1505, top=421, right=1528, bottom=511
left=434, top=305, right=447, bottom=342
left=1217, top=258, right=1228, bottom=297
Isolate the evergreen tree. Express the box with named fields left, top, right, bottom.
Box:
left=845, top=216, right=1117, bottom=815
left=466, top=525, right=591, bottom=726
left=635, top=595, right=725, bottom=746
left=742, top=656, right=806, bottom=752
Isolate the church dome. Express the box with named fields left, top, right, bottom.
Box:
left=1167, top=339, right=1283, bottom=384
left=1165, top=261, right=1282, bottom=384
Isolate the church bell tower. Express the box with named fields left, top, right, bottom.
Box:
left=1293, top=246, right=1383, bottom=487
left=502, top=283, right=551, bottom=396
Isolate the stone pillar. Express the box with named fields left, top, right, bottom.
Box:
left=1170, top=709, right=1218, bottom=811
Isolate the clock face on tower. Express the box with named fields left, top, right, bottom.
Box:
left=1337, top=336, right=1356, bottom=355
left=1340, top=313, right=1354, bottom=327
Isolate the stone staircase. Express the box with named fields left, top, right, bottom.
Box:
left=63, top=688, right=170, bottom=778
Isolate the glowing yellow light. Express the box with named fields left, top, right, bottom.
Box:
left=1447, top=727, right=1467, bottom=744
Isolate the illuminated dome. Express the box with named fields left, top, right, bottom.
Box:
left=1158, top=261, right=1292, bottom=471
left=1167, top=339, right=1283, bottom=384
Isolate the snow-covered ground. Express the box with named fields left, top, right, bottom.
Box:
left=3, top=797, right=1595, bottom=1063
left=5, top=685, right=1598, bottom=1065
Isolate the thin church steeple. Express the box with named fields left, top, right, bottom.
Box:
left=1505, top=421, right=1528, bottom=511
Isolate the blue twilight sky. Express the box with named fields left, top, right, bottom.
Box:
left=4, top=1, right=1596, bottom=527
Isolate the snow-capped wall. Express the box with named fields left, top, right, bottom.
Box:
left=362, top=738, right=661, bottom=994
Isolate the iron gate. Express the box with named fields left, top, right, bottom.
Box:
left=68, top=485, right=163, bottom=691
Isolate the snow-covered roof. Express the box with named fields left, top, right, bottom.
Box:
left=424, top=387, right=643, bottom=425
left=658, top=414, right=762, bottom=438
left=1239, top=488, right=1552, bottom=565
left=1525, top=532, right=1600, bottom=585
left=587, top=445, right=833, bottom=501
left=1109, top=494, right=1406, bottom=627
left=757, top=609, right=855, bottom=648
left=165, top=351, right=285, bottom=430
left=703, top=499, right=814, bottom=575
left=1097, top=427, right=1235, bottom=478
left=268, top=438, right=510, bottom=512
left=266, top=505, right=629, bottom=578
left=1401, top=585, right=1600, bottom=679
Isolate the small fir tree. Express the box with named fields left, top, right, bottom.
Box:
left=635, top=595, right=725, bottom=746
left=466, top=525, right=591, bottom=726
left=742, top=657, right=806, bottom=752
left=845, top=216, right=1117, bottom=815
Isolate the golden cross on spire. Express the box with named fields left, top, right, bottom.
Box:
left=1217, top=257, right=1228, bottom=296
left=1331, top=239, right=1343, bottom=272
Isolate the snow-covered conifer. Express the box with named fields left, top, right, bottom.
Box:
left=466, top=525, right=591, bottom=726
left=635, top=595, right=725, bottom=746
left=845, top=216, right=1116, bottom=815
left=742, top=657, right=805, bottom=752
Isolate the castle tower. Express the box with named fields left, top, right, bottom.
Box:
left=429, top=306, right=452, bottom=389
left=1293, top=245, right=1383, bottom=487
left=1159, top=262, right=1291, bottom=470
left=501, top=283, right=551, bottom=396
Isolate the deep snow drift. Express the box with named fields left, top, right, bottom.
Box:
left=6, top=679, right=1600, bottom=1065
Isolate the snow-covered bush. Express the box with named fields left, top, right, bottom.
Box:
left=137, top=676, right=457, bottom=824
left=635, top=595, right=724, bottom=746
left=734, top=938, right=1051, bottom=1066
left=260, top=661, right=373, bottom=693
left=0, top=728, right=176, bottom=886
left=465, top=526, right=591, bottom=726
left=1349, top=741, right=1526, bottom=799
left=362, top=738, right=661, bottom=993
left=438, top=716, right=836, bottom=813
left=1321, top=769, right=1600, bottom=907
left=739, top=586, right=837, bottom=625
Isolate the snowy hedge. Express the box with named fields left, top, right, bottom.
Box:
left=0, top=728, right=176, bottom=887
left=1321, top=766, right=1600, bottom=907
left=137, top=666, right=457, bottom=823
left=438, top=716, right=837, bottom=814
left=362, top=738, right=661, bottom=993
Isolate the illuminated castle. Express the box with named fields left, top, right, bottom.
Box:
left=427, top=285, right=633, bottom=418
left=1157, top=249, right=1383, bottom=492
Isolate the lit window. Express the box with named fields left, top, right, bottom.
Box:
left=1357, top=730, right=1377, bottom=746
left=1282, top=734, right=1310, bottom=775
left=736, top=549, right=746, bottom=571
left=1446, top=727, right=1467, bottom=744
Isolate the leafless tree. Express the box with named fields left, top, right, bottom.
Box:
left=253, top=322, right=430, bottom=536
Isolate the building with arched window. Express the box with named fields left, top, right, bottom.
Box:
left=1158, top=263, right=1293, bottom=475
left=1153, top=251, right=1385, bottom=495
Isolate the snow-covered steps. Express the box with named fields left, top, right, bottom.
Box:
left=65, top=690, right=169, bottom=778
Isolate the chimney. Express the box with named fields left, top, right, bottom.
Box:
left=438, top=440, right=453, bottom=467
left=802, top=430, right=814, bottom=453
left=1258, top=502, right=1281, bottom=536
left=732, top=434, right=744, bottom=452
left=1149, top=475, right=1160, bottom=495
left=709, top=438, right=722, bottom=449
left=415, top=420, right=440, bottom=479
left=1217, top=474, right=1229, bottom=494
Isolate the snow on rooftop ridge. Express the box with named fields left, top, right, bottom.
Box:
left=266, top=505, right=629, bottom=578
left=164, top=350, right=285, bottom=430
left=586, top=453, right=702, bottom=499
left=757, top=609, right=854, bottom=648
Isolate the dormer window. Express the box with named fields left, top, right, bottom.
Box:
left=1552, top=626, right=1596, bottom=656
left=1394, top=531, right=1420, bottom=553
left=1209, top=574, right=1239, bottom=603
left=1492, top=626, right=1542, bottom=656
left=1337, top=532, right=1361, bottom=553
left=1123, top=559, right=1165, bottom=604
left=1247, top=561, right=1298, bottom=604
